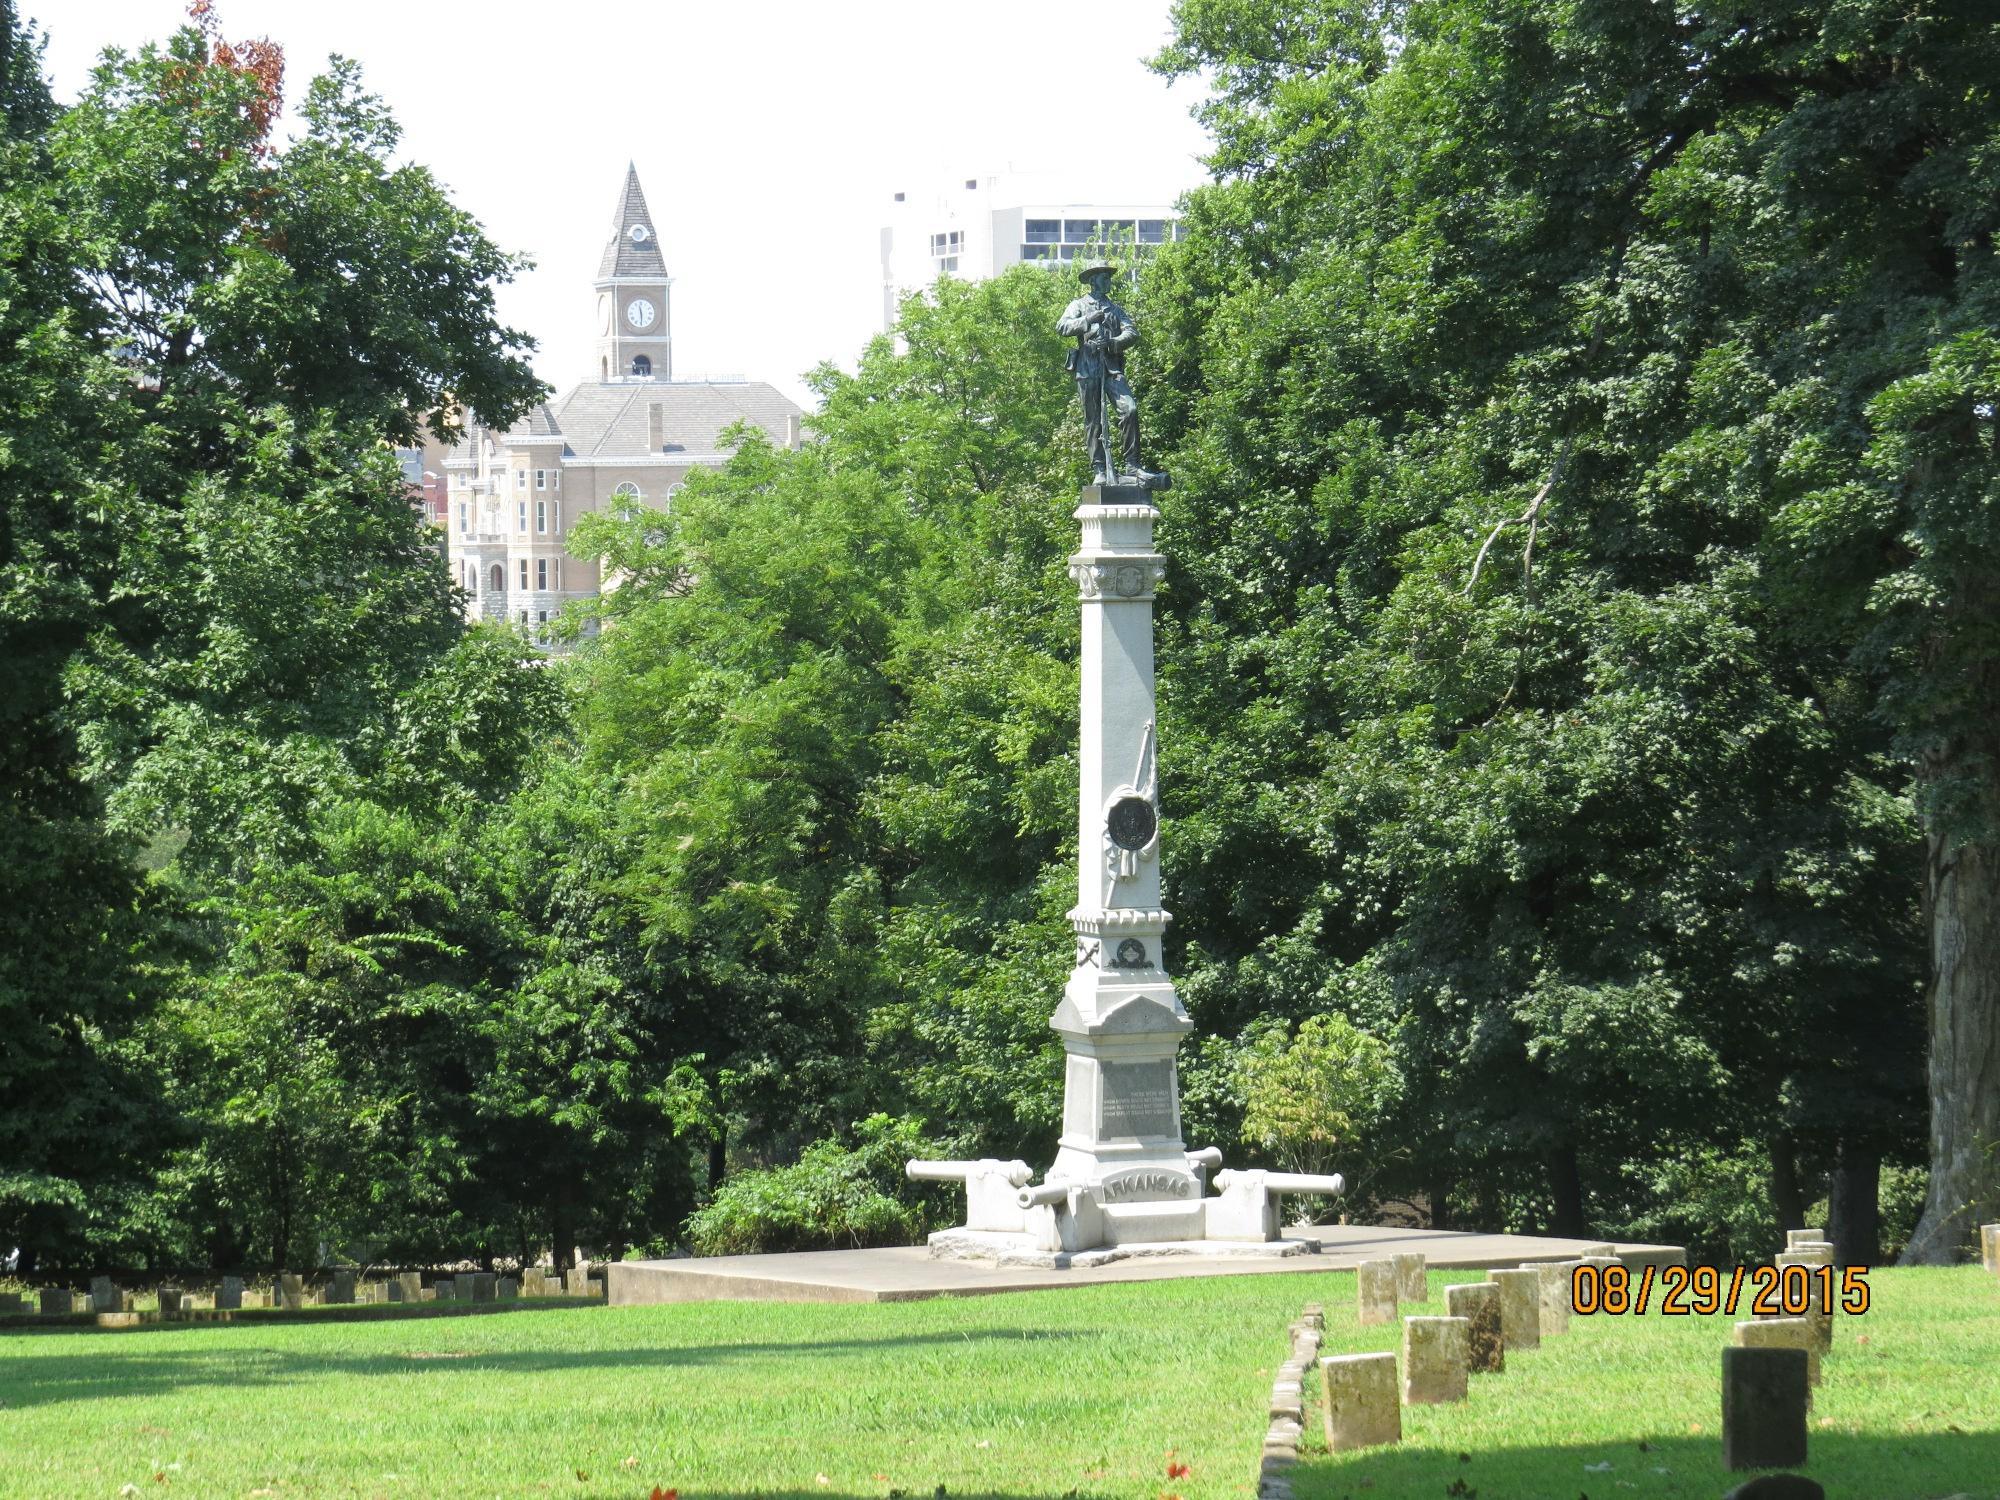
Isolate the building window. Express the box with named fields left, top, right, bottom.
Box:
left=489, top=563, right=504, bottom=592
left=1025, top=218, right=1060, bottom=244
left=519, top=609, right=528, bottom=626
left=517, top=499, right=527, bottom=532
left=535, top=499, right=547, bottom=534
left=928, top=230, right=964, bottom=258
left=612, top=482, right=642, bottom=520
left=458, top=502, right=468, bottom=535
left=938, top=256, right=958, bottom=273
left=1063, top=219, right=1101, bottom=243
left=537, top=557, right=548, bottom=590
left=1020, top=243, right=1054, bottom=260
left=552, top=470, right=561, bottom=490
left=1138, top=219, right=1169, bottom=244
left=515, top=468, right=527, bottom=490
left=631, top=355, right=652, bottom=377
left=535, top=469, right=547, bottom=490
left=518, top=558, right=528, bottom=589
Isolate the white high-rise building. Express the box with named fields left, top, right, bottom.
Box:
left=880, top=169, right=1184, bottom=329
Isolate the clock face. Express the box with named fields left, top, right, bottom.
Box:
left=626, top=297, right=657, bottom=331
left=628, top=223, right=651, bottom=243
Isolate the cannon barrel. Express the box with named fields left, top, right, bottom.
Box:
left=1017, top=1182, right=1071, bottom=1209
left=1185, top=1146, right=1224, bottom=1170
left=1213, top=1169, right=1346, bottom=1197
left=907, top=1158, right=1032, bottom=1187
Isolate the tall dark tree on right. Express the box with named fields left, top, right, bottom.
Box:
left=1145, top=0, right=1993, bottom=1255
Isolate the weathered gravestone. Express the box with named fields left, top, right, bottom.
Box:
left=1982, top=1222, right=1999, bottom=1275
left=564, top=1267, right=590, bottom=1297
left=1735, top=1318, right=1821, bottom=1388
left=1487, top=1268, right=1542, bottom=1351
left=328, top=1271, right=356, bottom=1304
left=1356, top=1259, right=1399, bottom=1326
left=521, top=1267, right=549, bottom=1296
left=0, top=1291, right=22, bottom=1315
left=1320, top=1352, right=1400, bottom=1451
left=468, top=1272, right=496, bottom=1302
left=217, top=1277, right=243, bottom=1311
left=1770, top=1254, right=1834, bottom=1352
left=1401, top=1316, right=1470, bottom=1404
left=91, top=1277, right=117, bottom=1312
left=1391, top=1253, right=1426, bottom=1304
left=1722, top=1345, right=1808, bottom=1470
left=157, top=1287, right=185, bottom=1315
left=435, top=1278, right=456, bottom=1301
left=277, top=1274, right=304, bottom=1311
left=397, top=1272, right=421, bottom=1303
left=497, top=1277, right=518, bottom=1300
left=38, top=1288, right=72, bottom=1316
left=1528, top=1260, right=1574, bottom=1337
left=1786, top=1228, right=1831, bottom=1252
left=1445, top=1281, right=1504, bottom=1374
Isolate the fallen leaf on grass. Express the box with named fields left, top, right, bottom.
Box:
left=974, top=1440, right=991, bottom=1449
left=815, top=1475, right=830, bottom=1487
left=621, top=1456, right=639, bottom=1469
left=574, top=1470, right=588, bottom=1482
left=649, top=1489, right=677, bottom=1500
left=1855, top=1333, right=1870, bottom=1345
left=1818, top=1417, right=1835, bottom=1430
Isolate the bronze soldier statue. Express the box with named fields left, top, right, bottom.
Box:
left=1057, top=260, right=1169, bottom=489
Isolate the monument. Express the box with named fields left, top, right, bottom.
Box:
left=908, top=263, right=1347, bottom=1265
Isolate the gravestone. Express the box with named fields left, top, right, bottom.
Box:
left=1722, top=1476, right=1825, bottom=1500
left=497, top=1277, right=519, bottom=1300
left=157, top=1287, right=184, bottom=1315
left=1735, top=1318, right=1821, bottom=1387
left=522, top=1267, right=549, bottom=1296
left=1391, top=1253, right=1427, bottom=1304
left=1320, top=1352, right=1400, bottom=1451
left=38, top=1288, right=72, bottom=1316
left=397, top=1272, right=421, bottom=1303
left=384, top=1278, right=404, bottom=1303
left=1722, top=1345, right=1808, bottom=1470
left=1776, top=1242, right=1832, bottom=1268
left=277, top=1273, right=304, bottom=1311
left=564, top=1267, right=590, bottom=1297
left=1356, top=1259, right=1399, bottom=1326
left=91, top=1277, right=117, bottom=1312
left=419, top=1287, right=436, bottom=1301
left=1445, top=1281, right=1503, bottom=1374
left=435, top=1278, right=456, bottom=1301
left=217, top=1276, right=243, bottom=1311
left=1982, top=1222, right=1999, bottom=1275
left=1786, top=1229, right=1831, bottom=1252
left=1527, top=1261, right=1574, bottom=1336
left=1487, top=1268, right=1542, bottom=1351
left=1401, top=1315, right=1470, bottom=1404
left=0, top=1291, right=21, bottom=1315
left=1769, top=1253, right=1834, bottom=1352
left=468, top=1272, right=497, bottom=1302
left=329, top=1271, right=356, bottom=1304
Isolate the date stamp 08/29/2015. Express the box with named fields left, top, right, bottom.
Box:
left=1570, top=1261, right=1873, bottom=1317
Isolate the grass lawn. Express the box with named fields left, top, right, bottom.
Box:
left=0, top=1266, right=1992, bottom=1500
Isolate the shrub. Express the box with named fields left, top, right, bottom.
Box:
left=683, top=1115, right=957, bottom=1256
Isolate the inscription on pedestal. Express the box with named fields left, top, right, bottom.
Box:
left=1100, top=1060, right=1176, bottom=1138
left=1100, top=1169, right=1196, bottom=1202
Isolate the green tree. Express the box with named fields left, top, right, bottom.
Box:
left=1145, top=0, right=1954, bottom=1249
left=1238, top=1013, right=1401, bottom=1185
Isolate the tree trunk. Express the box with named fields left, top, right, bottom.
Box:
left=708, top=1128, right=727, bottom=1192
left=1547, top=1143, right=1585, bottom=1237
left=1427, top=1171, right=1453, bottom=1231
left=1901, top=829, right=2000, bottom=1263
left=1768, top=1134, right=1806, bottom=1234
left=1827, top=1142, right=1880, bottom=1266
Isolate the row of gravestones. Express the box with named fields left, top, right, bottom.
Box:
left=0, top=1266, right=602, bottom=1318
left=1310, top=1232, right=1855, bottom=1498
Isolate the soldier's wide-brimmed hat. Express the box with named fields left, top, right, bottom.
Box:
left=1078, top=259, right=1117, bottom=279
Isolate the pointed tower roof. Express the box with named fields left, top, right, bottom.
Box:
left=596, top=163, right=668, bottom=279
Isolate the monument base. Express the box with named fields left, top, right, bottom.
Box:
left=925, top=1227, right=1320, bottom=1271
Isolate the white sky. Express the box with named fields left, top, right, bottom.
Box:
left=30, top=0, right=1215, bottom=409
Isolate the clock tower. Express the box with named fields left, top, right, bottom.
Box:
left=594, top=163, right=672, bottom=382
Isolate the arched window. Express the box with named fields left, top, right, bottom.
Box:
left=489, top=563, right=504, bottom=592
left=630, top=354, right=652, bottom=377
left=612, top=481, right=643, bottom=521
left=664, top=481, right=687, bottom=512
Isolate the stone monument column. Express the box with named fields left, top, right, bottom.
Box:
left=1047, top=486, right=1201, bottom=1232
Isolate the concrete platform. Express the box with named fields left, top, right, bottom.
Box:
left=605, top=1226, right=1685, bottom=1305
